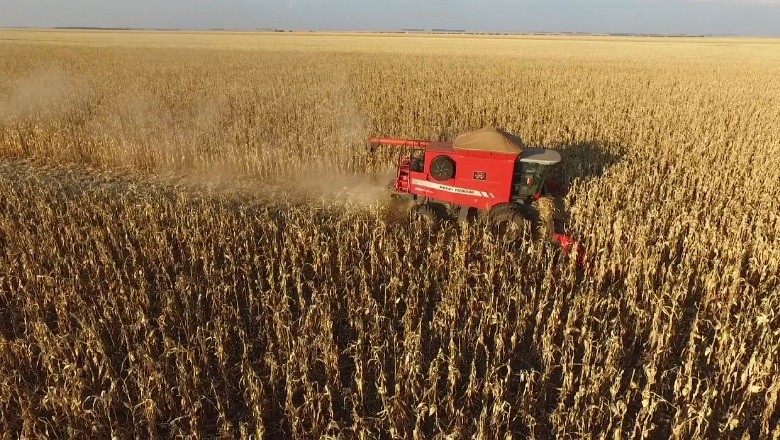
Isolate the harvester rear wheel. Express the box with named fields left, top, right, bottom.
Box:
left=490, top=207, right=530, bottom=242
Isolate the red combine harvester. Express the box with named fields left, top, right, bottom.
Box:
left=370, top=127, right=584, bottom=264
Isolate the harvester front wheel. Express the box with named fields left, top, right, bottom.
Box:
left=386, top=197, right=415, bottom=222
left=490, top=208, right=529, bottom=242
left=412, top=204, right=439, bottom=225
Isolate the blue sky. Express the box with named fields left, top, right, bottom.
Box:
left=2, top=0, right=779, bottom=35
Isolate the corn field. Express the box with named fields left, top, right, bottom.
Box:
left=0, top=30, right=778, bottom=438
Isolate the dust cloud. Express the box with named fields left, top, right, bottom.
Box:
left=0, top=68, right=89, bottom=122
left=0, top=66, right=397, bottom=212
left=292, top=165, right=397, bottom=208
left=163, top=67, right=395, bottom=211
left=171, top=162, right=397, bottom=212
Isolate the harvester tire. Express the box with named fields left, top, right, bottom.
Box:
left=430, top=155, right=455, bottom=181
left=487, top=203, right=518, bottom=217
left=412, top=204, right=439, bottom=224
left=490, top=208, right=529, bottom=242
left=386, top=197, right=415, bottom=222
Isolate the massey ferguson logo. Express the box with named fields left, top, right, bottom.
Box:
left=447, top=186, right=474, bottom=195
left=473, top=171, right=487, bottom=180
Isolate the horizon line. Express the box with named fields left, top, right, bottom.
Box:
left=1, top=26, right=778, bottom=38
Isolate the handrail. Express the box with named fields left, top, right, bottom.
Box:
left=370, top=137, right=430, bottom=148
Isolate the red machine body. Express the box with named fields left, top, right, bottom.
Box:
left=371, top=136, right=536, bottom=209
left=371, top=131, right=585, bottom=266
left=411, top=144, right=515, bottom=210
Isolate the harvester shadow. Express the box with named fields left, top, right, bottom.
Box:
left=542, top=140, right=624, bottom=230
left=548, top=140, right=624, bottom=195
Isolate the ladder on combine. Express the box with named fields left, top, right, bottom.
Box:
left=395, top=153, right=412, bottom=193
left=395, top=154, right=411, bottom=193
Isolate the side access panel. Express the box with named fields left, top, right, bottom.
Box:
left=408, top=149, right=517, bottom=210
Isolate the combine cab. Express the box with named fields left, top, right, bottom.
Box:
left=371, top=127, right=584, bottom=265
